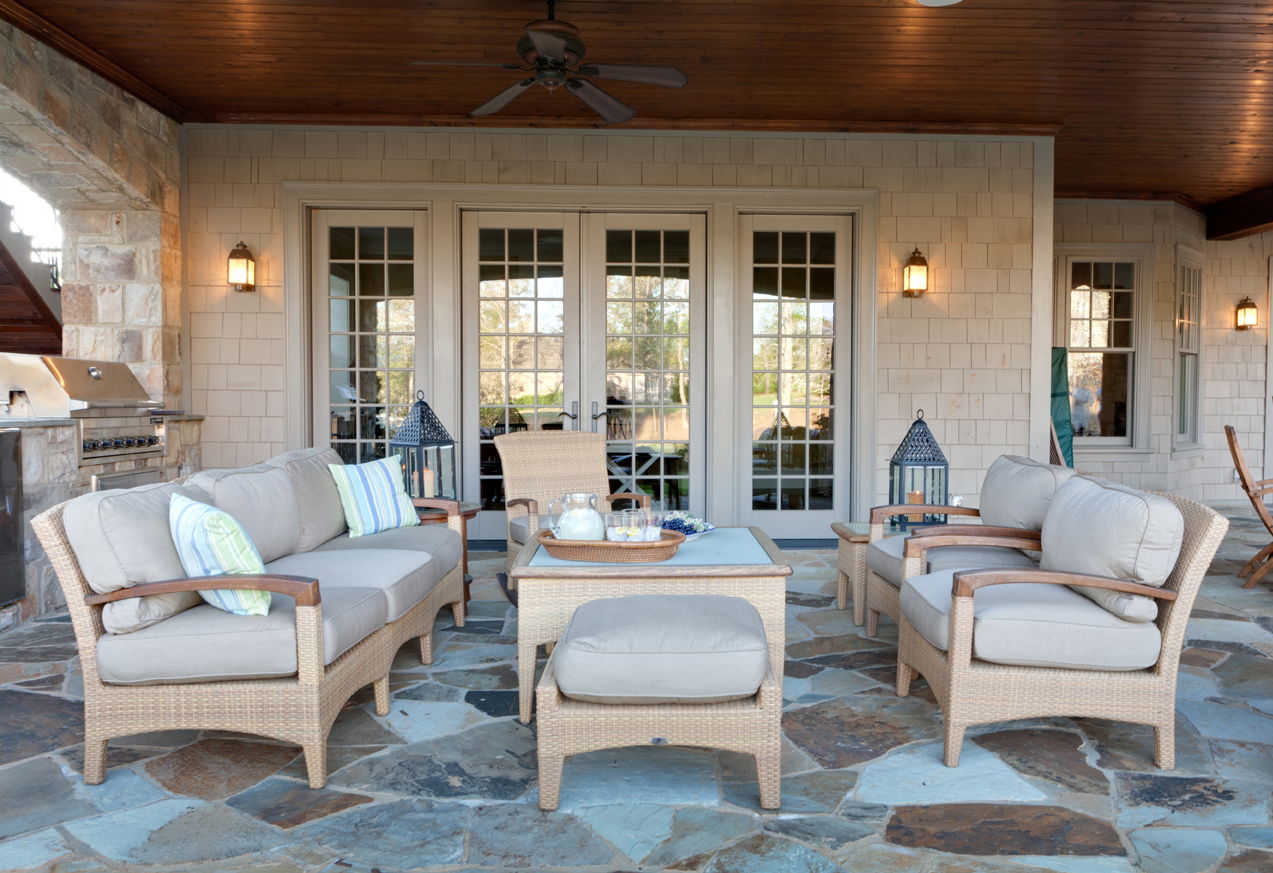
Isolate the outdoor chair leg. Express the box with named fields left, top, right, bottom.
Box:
left=836, top=569, right=849, bottom=610
left=1239, top=541, right=1273, bottom=579
left=896, top=661, right=917, bottom=697
left=452, top=598, right=466, bottom=627
left=1245, top=556, right=1273, bottom=589
left=420, top=633, right=433, bottom=665
left=303, top=740, right=328, bottom=789
left=866, top=608, right=880, bottom=638
left=943, top=721, right=966, bottom=767
left=82, top=737, right=108, bottom=785
left=537, top=754, right=564, bottom=810
left=1154, top=720, right=1175, bottom=769
left=373, top=675, right=390, bottom=716
left=755, top=751, right=781, bottom=810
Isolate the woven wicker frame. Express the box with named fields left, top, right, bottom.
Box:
left=830, top=524, right=868, bottom=625
left=31, top=502, right=466, bottom=788
left=535, top=657, right=783, bottom=811
left=894, top=491, right=1228, bottom=768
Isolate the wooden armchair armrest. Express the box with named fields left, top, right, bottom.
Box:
left=869, top=504, right=980, bottom=524
left=911, top=524, right=1041, bottom=541
left=85, top=575, right=321, bottom=607
left=412, top=497, right=460, bottom=516
left=605, top=492, right=651, bottom=508
left=506, top=497, right=538, bottom=513
left=904, top=533, right=1043, bottom=558
left=951, top=568, right=1177, bottom=601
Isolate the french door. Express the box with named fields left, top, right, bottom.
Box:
left=311, top=209, right=428, bottom=464
left=462, top=211, right=706, bottom=540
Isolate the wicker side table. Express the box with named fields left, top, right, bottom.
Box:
left=830, top=521, right=904, bottom=626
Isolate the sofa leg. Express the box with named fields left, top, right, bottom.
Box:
left=1154, top=720, right=1176, bottom=770
left=452, top=598, right=466, bottom=627
left=755, top=751, right=781, bottom=810
left=896, top=661, right=917, bottom=697
left=537, top=754, right=564, bottom=810
left=420, top=632, right=433, bottom=666
left=82, top=738, right=108, bottom=785
left=373, top=675, right=391, bottom=716
left=943, top=721, right=966, bottom=767
left=303, top=740, right=328, bottom=789
left=866, top=608, right=879, bottom=638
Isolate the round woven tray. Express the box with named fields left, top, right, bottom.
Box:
left=535, top=529, right=686, bottom=563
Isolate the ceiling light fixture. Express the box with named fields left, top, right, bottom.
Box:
left=918, top=0, right=963, bottom=6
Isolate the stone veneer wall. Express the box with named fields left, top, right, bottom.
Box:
left=1054, top=200, right=1269, bottom=502
left=184, top=127, right=1041, bottom=505
left=0, top=418, right=202, bottom=631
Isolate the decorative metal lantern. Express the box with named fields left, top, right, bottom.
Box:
left=390, top=391, right=458, bottom=501
left=888, top=409, right=948, bottom=528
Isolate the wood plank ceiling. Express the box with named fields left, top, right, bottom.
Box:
left=6, top=0, right=1273, bottom=207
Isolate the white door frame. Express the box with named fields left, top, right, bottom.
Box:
left=283, top=183, right=879, bottom=527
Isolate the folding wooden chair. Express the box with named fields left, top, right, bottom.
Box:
left=1225, top=425, right=1273, bottom=588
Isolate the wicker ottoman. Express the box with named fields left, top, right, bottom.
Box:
left=535, top=594, right=782, bottom=810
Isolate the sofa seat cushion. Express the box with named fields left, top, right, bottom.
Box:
left=185, top=466, right=301, bottom=564
left=96, top=586, right=388, bottom=685
left=263, top=448, right=348, bottom=552
left=509, top=515, right=532, bottom=544
left=867, top=535, right=1036, bottom=586
left=63, top=480, right=208, bottom=635
left=554, top=594, right=770, bottom=705
left=265, top=549, right=442, bottom=622
left=900, top=570, right=1162, bottom=671
left=313, top=525, right=462, bottom=579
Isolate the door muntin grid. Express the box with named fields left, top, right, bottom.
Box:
left=751, top=230, right=835, bottom=511
left=477, top=227, right=565, bottom=511
left=327, top=224, right=416, bottom=464
left=604, top=229, right=692, bottom=510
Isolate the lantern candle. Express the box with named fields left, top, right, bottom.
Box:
left=907, top=490, right=924, bottom=523
left=423, top=464, right=436, bottom=499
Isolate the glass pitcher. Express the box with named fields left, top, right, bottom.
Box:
left=549, top=492, right=605, bottom=541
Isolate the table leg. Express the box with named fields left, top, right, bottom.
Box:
left=459, top=515, right=472, bottom=606
left=852, top=543, right=867, bottom=627
left=518, top=640, right=536, bottom=723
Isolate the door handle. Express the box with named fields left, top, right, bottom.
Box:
left=557, top=401, right=579, bottom=430
left=591, top=401, right=608, bottom=433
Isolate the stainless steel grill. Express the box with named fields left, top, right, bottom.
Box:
left=0, top=354, right=168, bottom=466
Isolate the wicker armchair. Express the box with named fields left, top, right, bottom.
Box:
left=493, top=431, right=649, bottom=576
left=30, top=500, right=465, bottom=789
left=895, top=491, right=1227, bottom=768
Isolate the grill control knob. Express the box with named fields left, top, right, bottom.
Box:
left=111, top=438, right=126, bottom=448
left=146, top=435, right=160, bottom=446
left=82, top=439, right=96, bottom=452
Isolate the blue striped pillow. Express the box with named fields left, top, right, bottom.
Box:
left=328, top=456, right=420, bottom=538
left=169, top=493, right=271, bottom=616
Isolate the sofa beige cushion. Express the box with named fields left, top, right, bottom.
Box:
left=979, top=454, right=1078, bottom=532
left=186, top=466, right=301, bottom=564
left=62, top=481, right=206, bottom=634
left=867, top=535, right=1036, bottom=587
left=312, top=524, right=463, bottom=578
left=1041, top=476, right=1184, bottom=623
left=901, top=570, right=1162, bottom=671
left=265, top=548, right=445, bottom=622
left=262, top=448, right=348, bottom=552
left=96, top=586, right=388, bottom=685
left=554, top=594, right=769, bottom=705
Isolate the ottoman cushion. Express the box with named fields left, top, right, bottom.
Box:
left=554, top=594, right=770, bottom=705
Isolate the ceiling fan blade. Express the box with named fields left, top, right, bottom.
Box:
left=410, top=62, right=525, bottom=69
left=525, top=27, right=571, bottom=64
left=470, top=79, right=535, bottom=117
left=577, top=64, right=688, bottom=89
left=566, top=78, right=635, bottom=124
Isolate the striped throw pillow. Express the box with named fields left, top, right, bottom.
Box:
left=169, top=493, right=271, bottom=616
left=328, top=456, right=420, bottom=538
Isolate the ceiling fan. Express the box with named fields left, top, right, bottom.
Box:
left=410, top=0, right=688, bottom=124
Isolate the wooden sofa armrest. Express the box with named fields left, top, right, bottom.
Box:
left=911, top=524, right=1041, bottom=541
left=85, top=575, right=321, bottom=608
left=950, top=568, right=1177, bottom=601
left=606, top=492, right=651, bottom=508
left=412, top=497, right=460, bottom=516
left=869, top=504, right=980, bottom=524
left=904, top=533, right=1043, bottom=559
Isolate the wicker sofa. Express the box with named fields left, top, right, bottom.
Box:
left=31, top=447, right=465, bottom=788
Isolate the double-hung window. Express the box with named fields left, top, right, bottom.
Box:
left=1175, top=246, right=1204, bottom=449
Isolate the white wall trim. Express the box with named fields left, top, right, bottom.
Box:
left=1030, top=137, right=1055, bottom=462
left=281, top=182, right=880, bottom=522
left=1265, top=256, right=1273, bottom=481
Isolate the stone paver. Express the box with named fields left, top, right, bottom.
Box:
left=0, top=517, right=1272, bottom=871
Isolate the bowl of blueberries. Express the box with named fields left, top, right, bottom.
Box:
left=661, top=510, right=716, bottom=542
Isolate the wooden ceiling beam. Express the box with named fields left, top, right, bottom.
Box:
left=0, top=0, right=185, bottom=121
left=1205, top=185, right=1273, bottom=241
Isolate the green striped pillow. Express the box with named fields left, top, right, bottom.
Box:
left=169, top=493, right=271, bottom=616
left=328, top=456, right=420, bottom=538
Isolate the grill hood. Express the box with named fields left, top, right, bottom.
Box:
left=0, top=354, right=162, bottom=419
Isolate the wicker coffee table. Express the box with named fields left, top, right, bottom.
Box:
left=508, top=526, right=792, bottom=724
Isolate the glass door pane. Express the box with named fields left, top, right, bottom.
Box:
left=312, top=210, right=422, bottom=464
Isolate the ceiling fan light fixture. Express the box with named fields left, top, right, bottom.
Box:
left=917, top=0, right=963, bottom=6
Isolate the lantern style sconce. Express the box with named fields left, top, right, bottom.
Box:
left=902, top=248, right=929, bottom=297
left=390, top=391, right=458, bottom=501
left=888, top=410, right=949, bottom=528
left=1237, top=296, right=1258, bottom=330
left=227, top=242, right=255, bottom=292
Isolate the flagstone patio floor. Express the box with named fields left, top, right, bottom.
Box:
left=2, top=506, right=1273, bottom=871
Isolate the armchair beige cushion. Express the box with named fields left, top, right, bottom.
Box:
left=900, top=570, right=1162, bottom=671
left=263, top=447, right=348, bottom=552
left=979, top=454, right=1077, bottom=532
left=867, top=535, right=1037, bottom=587
left=554, top=594, right=769, bottom=705
left=186, top=465, right=301, bottom=563
left=1041, top=476, right=1184, bottom=622
left=508, top=515, right=533, bottom=544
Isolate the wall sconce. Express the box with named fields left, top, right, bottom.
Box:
left=902, top=248, right=929, bottom=297
left=227, top=242, right=255, bottom=292
left=1237, top=296, right=1258, bottom=330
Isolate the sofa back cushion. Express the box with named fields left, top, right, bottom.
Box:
left=62, top=481, right=207, bottom=634
left=262, top=448, right=348, bottom=552
left=979, top=455, right=1077, bottom=532
left=185, top=466, right=300, bottom=563
left=1041, top=475, right=1184, bottom=622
